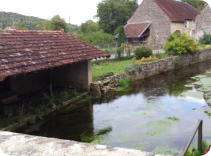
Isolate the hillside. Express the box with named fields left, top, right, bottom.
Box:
left=0, top=11, right=79, bottom=33
left=0, top=11, right=47, bottom=30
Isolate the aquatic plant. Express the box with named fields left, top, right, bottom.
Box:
left=167, top=116, right=180, bottom=121
left=80, top=126, right=112, bottom=143
left=204, top=110, right=211, bottom=117
left=116, top=78, right=132, bottom=92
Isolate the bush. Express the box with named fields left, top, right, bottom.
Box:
left=199, top=33, right=211, bottom=45
left=164, top=31, right=198, bottom=56
left=134, top=46, right=152, bottom=59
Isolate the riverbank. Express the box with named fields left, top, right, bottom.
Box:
left=91, top=48, right=211, bottom=97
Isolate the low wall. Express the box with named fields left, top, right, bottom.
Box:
left=0, top=131, right=168, bottom=156
left=91, top=48, right=211, bottom=95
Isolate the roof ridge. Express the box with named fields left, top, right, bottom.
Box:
left=0, top=30, right=64, bottom=33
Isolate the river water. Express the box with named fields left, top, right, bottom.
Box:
left=15, top=61, right=211, bottom=155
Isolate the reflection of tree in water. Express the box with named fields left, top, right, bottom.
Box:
left=131, top=62, right=211, bottom=97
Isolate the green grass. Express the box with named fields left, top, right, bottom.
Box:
left=92, top=59, right=133, bottom=81
left=198, top=44, right=211, bottom=50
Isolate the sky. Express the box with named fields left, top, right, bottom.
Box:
left=0, top=0, right=211, bottom=26
left=0, top=0, right=142, bottom=25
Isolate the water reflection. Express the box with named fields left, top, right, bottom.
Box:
left=14, top=61, right=211, bottom=155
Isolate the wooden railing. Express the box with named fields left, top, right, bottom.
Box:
left=182, top=120, right=203, bottom=156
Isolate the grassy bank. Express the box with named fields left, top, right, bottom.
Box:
left=92, top=59, right=133, bottom=81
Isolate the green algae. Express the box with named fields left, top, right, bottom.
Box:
left=181, top=91, right=204, bottom=99
left=141, top=118, right=179, bottom=137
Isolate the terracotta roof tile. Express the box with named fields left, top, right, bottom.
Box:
left=154, top=0, right=199, bottom=22
left=0, top=30, right=109, bottom=81
left=124, top=23, right=151, bottom=38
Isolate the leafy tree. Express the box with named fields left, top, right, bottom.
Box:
left=97, top=0, right=138, bottom=34
left=74, top=30, right=114, bottom=45
left=164, top=31, right=198, bottom=56
left=49, top=15, right=67, bottom=32
left=17, top=20, right=27, bottom=30
left=79, top=20, right=99, bottom=34
left=182, top=0, right=206, bottom=10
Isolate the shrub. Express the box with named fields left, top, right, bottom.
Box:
left=136, top=56, right=158, bottom=63
left=199, top=33, right=211, bottom=45
left=134, top=46, right=152, bottom=59
left=164, top=31, right=198, bottom=56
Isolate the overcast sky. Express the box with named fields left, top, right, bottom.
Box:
left=0, top=0, right=140, bottom=25
left=0, top=0, right=210, bottom=26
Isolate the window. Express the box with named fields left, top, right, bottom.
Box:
left=184, top=21, right=189, bottom=28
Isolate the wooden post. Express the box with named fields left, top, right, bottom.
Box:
left=198, top=120, right=203, bottom=154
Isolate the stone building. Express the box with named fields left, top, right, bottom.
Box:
left=0, top=30, right=109, bottom=103
left=125, top=0, right=211, bottom=49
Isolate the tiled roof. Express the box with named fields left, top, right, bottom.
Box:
left=154, top=0, right=199, bottom=22
left=0, top=30, right=109, bottom=81
left=124, top=23, right=151, bottom=38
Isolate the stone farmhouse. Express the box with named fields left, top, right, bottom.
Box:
left=0, top=30, right=109, bottom=103
left=125, top=0, right=211, bottom=49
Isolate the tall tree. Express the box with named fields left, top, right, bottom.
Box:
left=49, top=15, right=67, bottom=32
left=79, top=20, right=99, bottom=34
left=182, top=0, right=206, bottom=10
left=97, top=0, right=138, bottom=34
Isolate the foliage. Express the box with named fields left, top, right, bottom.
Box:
left=198, top=44, right=211, bottom=50
left=199, top=33, right=211, bottom=45
left=116, top=78, right=132, bottom=91
left=74, top=20, right=114, bottom=45
left=74, top=30, right=114, bottom=45
left=116, top=47, right=123, bottom=59
left=117, top=26, right=126, bottom=47
left=185, top=141, right=209, bottom=156
left=167, top=116, right=180, bottom=121
left=0, top=11, right=46, bottom=30
left=79, top=20, right=99, bottom=34
left=0, top=88, right=81, bottom=128
left=181, top=0, right=206, bottom=10
left=47, top=15, right=67, bottom=32
left=134, top=46, right=153, bottom=59
left=204, top=110, right=211, bottom=117
left=153, top=53, right=168, bottom=59
left=97, top=0, right=138, bottom=33
left=17, top=20, right=28, bottom=30
left=92, top=59, right=132, bottom=81
left=136, top=56, right=158, bottom=63
left=164, top=31, right=198, bottom=56
left=80, top=126, right=112, bottom=143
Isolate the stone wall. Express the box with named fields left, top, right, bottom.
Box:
left=196, top=5, right=211, bottom=41
left=127, top=0, right=171, bottom=49
left=0, top=131, right=168, bottom=156
left=91, top=49, right=211, bottom=95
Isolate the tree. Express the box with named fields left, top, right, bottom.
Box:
left=17, top=20, right=27, bottom=30
left=79, top=20, right=99, bottom=34
left=116, top=26, right=126, bottom=47
left=97, top=0, right=138, bottom=34
left=45, top=15, right=67, bottom=32
left=182, top=0, right=206, bottom=10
